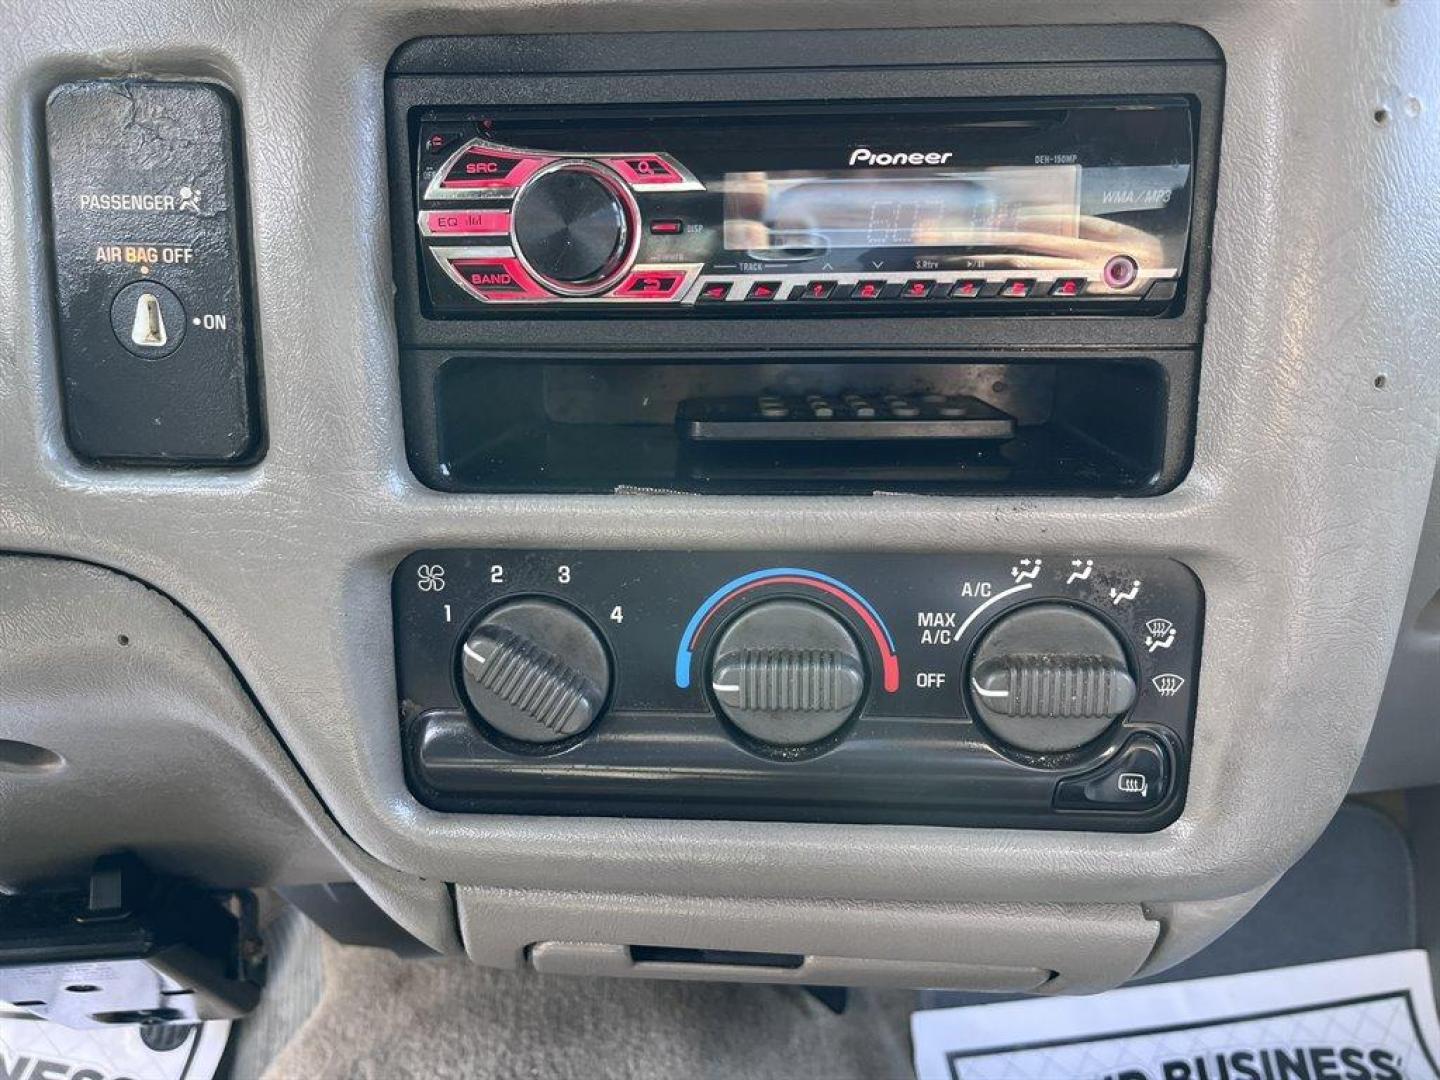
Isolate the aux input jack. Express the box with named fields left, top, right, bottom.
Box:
left=1102, top=254, right=1139, bottom=289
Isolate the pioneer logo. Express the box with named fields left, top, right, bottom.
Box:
left=848, top=148, right=954, bottom=167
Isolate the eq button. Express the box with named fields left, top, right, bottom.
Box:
left=419, top=210, right=510, bottom=237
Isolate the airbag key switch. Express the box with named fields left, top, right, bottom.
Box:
left=46, top=80, right=261, bottom=465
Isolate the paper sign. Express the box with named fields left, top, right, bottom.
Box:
left=0, top=1015, right=229, bottom=1080
left=913, top=951, right=1440, bottom=1080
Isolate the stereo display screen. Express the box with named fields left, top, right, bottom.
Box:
left=723, top=165, right=1083, bottom=256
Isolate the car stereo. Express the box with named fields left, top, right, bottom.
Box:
left=388, top=28, right=1220, bottom=497
left=412, top=99, right=1195, bottom=313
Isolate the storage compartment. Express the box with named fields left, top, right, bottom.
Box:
left=414, top=355, right=1189, bottom=495
left=455, top=886, right=1163, bottom=994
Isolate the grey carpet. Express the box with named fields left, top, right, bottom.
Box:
left=261, top=937, right=917, bottom=1080
left=224, top=903, right=326, bottom=1080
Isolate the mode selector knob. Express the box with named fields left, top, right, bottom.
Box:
left=459, top=599, right=611, bottom=744
left=510, top=161, right=636, bottom=295
left=708, top=599, right=867, bottom=747
left=967, top=604, right=1136, bottom=754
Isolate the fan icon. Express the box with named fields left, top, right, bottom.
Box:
left=1144, top=618, right=1176, bottom=652
left=416, top=564, right=446, bottom=592
left=1151, top=673, right=1186, bottom=697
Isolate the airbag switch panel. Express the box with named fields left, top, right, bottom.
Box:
left=395, top=551, right=1202, bottom=831
left=45, top=80, right=262, bottom=465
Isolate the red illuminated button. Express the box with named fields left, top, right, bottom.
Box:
left=438, top=146, right=549, bottom=191
left=698, top=282, right=732, bottom=303
left=611, top=270, right=687, bottom=299
left=650, top=219, right=684, bottom=235
left=950, top=279, right=983, bottom=298
left=1050, top=277, right=1085, bottom=297
left=802, top=280, right=837, bottom=300
left=419, top=210, right=510, bottom=237
left=902, top=279, right=935, bottom=299
left=446, top=257, right=545, bottom=300
left=852, top=280, right=886, bottom=300
left=747, top=281, right=782, bottom=301
left=1001, top=279, right=1035, bottom=298
left=424, top=130, right=464, bottom=156
left=611, top=155, right=684, bottom=186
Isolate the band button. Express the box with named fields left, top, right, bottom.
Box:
left=446, top=257, right=541, bottom=300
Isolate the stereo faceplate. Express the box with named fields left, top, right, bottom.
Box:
left=394, top=550, right=1202, bottom=830
left=412, top=99, right=1196, bottom=314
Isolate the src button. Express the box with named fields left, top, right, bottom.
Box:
left=1054, top=734, right=1171, bottom=811
left=435, top=145, right=550, bottom=192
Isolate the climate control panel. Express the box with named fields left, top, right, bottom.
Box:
left=393, top=551, right=1202, bottom=831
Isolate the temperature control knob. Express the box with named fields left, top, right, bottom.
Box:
left=510, top=162, right=635, bottom=294
left=967, top=604, right=1136, bottom=753
left=708, top=599, right=866, bottom=746
left=459, top=599, right=611, bottom=744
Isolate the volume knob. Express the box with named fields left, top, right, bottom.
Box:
left=510, top=162, right=635, bottom=295
left=459, top=599, right=611, bottom=744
